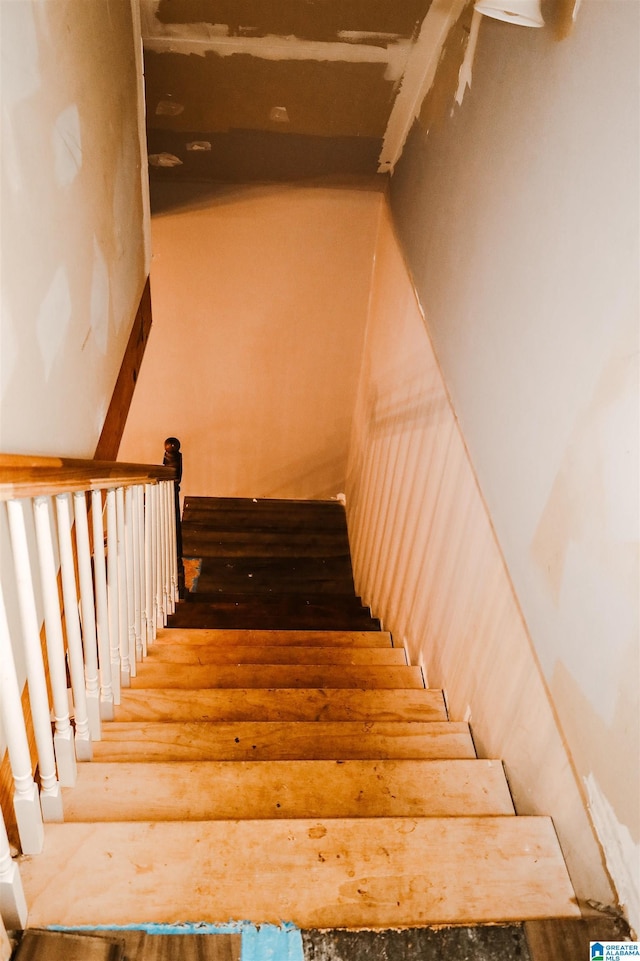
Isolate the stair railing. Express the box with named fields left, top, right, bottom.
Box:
left=0, top=452, right=180, bottom=915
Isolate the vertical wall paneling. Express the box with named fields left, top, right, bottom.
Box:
left=345, top=202, right=614, bottom=908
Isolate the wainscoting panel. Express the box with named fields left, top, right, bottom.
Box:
left=345, top=203, right=614, bottom=907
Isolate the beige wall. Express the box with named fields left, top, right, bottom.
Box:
left=119, top=184, right=383, bottom=499
left=0, top=0, right=149, bottom=457
left=387, top=0, right=639, bottom=929
left=0, top=0, right=149, bottom=771
left=346, top=201, right=616, bottom=911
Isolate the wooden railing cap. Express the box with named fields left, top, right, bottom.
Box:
left=0, top=454, right=175, bottom=501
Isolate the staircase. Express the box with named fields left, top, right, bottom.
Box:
left=19, top=496, right=579, bottom=928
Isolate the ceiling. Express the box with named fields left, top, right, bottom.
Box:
left=140, top=0, right=471, bottom=184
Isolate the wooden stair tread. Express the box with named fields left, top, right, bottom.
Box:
left=145, top=645, right=407, bottom=666
left=183, top=495, right=345, bottom=511
left=62, top=759, right=515, bottom=820
left=154, top=628, right=393, bottom=648
left=182, top=495, right=346, bottom=526
left=93, top=720, right=475, bottom=761
left=193, top=556, right=354, bottom=593
left=182, top=591, right=370, bottom=609
left=21, top=817, right=580, bottom=927
left=183, top=531, right=351, bottom=558
left=130, top=663, right=423, bottom=689
left=115, top=688, right=447, bottom=722
left=167, top=606, right=381, bottom=631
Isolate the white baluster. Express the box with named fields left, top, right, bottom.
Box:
left=91, top=490, right=114, bottom=719
left=161, top=482, right=172, bottom=618
left=55, top=494, right=92, bottom=761
left=73, top=491, right=101, bottom=740
left=144, top=484, right=156, bottom=646
left=0, top=806, right=27, bottom=930
left=0, top=581, right=44, bottom=854
left=135, top=485, right=148, bottom=657
left=115, top=487, right=131, bottom=686
left=155, top=483, right=166, bottom=627
left=105, top=489, right=121, bottom=704
left=6, top=500, right=63, bottom=821
left=124, top=486, right=137, bottom=677
left=128, top=486, right=142, bottom=665
left=168, top=480, right=178, bottom=605
left=33, top=497, right=76, bottom=786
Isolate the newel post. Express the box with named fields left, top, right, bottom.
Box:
left=163, top=437, right=185, bottom=598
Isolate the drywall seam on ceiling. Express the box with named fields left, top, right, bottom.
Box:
left=378, top=0, right=467, bottom=172
left=142, top=33, right=412, bottom=83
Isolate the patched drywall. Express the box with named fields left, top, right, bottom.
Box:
left=139, top=0, right=439, bottom=179
left=144, top=51, right=396, bottom=138
left=118, top=183, right=383, bottom=499
left=0, top=0, right=148, bottom=456
left=151, top=0, right=430, bottom=42
left=390, top=0, right=638, bottom=929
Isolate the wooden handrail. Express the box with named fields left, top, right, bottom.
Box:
left=0, top=455, right=175, bottom=501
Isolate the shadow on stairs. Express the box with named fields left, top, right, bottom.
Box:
left=17, top=496, right=627, bottom=959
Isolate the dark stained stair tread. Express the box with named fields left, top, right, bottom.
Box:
left=193, top=554, right=355, bottom=593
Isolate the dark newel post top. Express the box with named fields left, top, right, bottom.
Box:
left=163, top=436, right=185, bottom=598
left=163, top=436, right=182, bottom=484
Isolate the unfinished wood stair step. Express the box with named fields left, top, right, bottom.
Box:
left=20, top=817, right=579, bottom=927
left=61, top=759, right=515, bottom=821
left=93, top=720, right=475, bottom=761
left=115, top=687, right=447, bottom=722
left=130, top=662, right=423, bottom=689
left=154, top=628, right=393, bottom=648
left=146, top=645, right=407, bottom=666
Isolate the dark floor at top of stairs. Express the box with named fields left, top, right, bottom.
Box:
left=302, top=926, right=531, bottom=961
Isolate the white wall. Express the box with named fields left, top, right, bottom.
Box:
left=0, top=0, right=149, bottom=457
left=390, top=0, right=639, bottom=929
left=119, top=184, right=382, bottom=499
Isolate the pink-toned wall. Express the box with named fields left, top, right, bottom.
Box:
left=345, top=201, right=614, bottom=910
left=119, top=184, right=383, bottom=498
